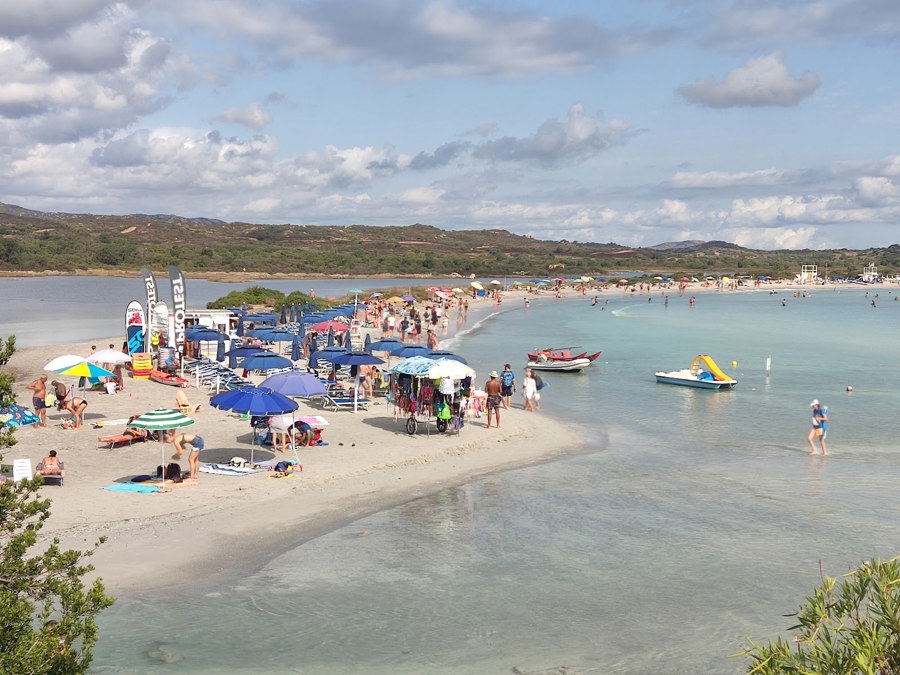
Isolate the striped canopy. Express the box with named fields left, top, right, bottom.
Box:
left=129, top=408, right=196, bottom=431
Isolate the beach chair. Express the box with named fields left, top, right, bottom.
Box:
left=323, top=395, right=371, bottom=412
left=35, top=460, right=64, bottom=487
left=12, top=459, right=32, bottom=484
left=98, top=429, right=149, bottom=448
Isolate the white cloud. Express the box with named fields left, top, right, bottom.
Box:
left=677, top=52, right=820, bottom=108
left=213, top=102, right=272, bottom=130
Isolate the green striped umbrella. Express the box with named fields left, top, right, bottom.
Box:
left=129, top=409, right=195, bottom=482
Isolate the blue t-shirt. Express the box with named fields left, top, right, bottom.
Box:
left=501, top=369, right=515, bottom=387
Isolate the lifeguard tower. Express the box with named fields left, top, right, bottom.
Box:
left=861, top=262, right=879, bottom=283
left=797, top=265, right=818, bottom=284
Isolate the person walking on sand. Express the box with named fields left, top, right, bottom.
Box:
left=26, top=374, right=49, bottom=427
left=522, top=368, right=538, bottom=412
left=484, top=371, right=503, bottom=429
left=807, top=400, right=828, bottom=455
left=168, top=431, right=205, bottom=480
left=499, top=363, right=516, bottom=409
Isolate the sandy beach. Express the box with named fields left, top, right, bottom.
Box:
left=2, top=278, right=820, bottom=597
left=4, top=323, right=578, bottom=596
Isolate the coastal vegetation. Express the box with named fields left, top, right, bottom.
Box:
left=0, top=336, right=114, bottom=673
left=741, top=557, right=900, bottom=673
left=1, top=202, right=899, bottom=280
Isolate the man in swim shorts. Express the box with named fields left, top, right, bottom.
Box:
left=26, top=374, right=49, bottom=427
left=484, top=371, right=503, bottom=429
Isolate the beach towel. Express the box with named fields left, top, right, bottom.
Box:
left=102, top=483, right=160, bottom=493
left=199, top=464, right=260, bottom=476
left=0, top=404, right=41, bottom=428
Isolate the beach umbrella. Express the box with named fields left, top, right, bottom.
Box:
left=289, top=304, right=296, bottom=323
left=210, top=386, right=298, bottom=465
left=216, top=334, right=226, bottom=362
left=309, top=346, right=349, bottom=366
left=397, top=344, right=432, bottom=359
left=326, top=327, right=335, bottom=348
left=401, top=294, right=415, bottom=303
left=311, top=319, right=349, bottom=333
left=54, top=360, right=116, bottom=380
left=241, top=351, right=293, bottom=372
left=280, top=304, right=287, bottom=325
left=369, top=292, right=383, bottom=299
left=385, top=296, right=405, bottom=303
left=427, top=358, right=475, bottom=380
left=369, top=337, right=404, bottom=354
left=127, top=409, right=195, bottom=483
left=235, top=313, right=245, bottom=337
left=186, top=327, right=226, bottom=342
left=87, top=349, right=132, bottom=365
left=261, top=370, right=327, bottom=398
left=333, top=352, right=384, bottom=411
left=291, top=333, right=301, bottom=361
left=224, top=345, right=263, bottom=358
left=470, top=281, right=484, bottom=290
left=363, top=333, right=372, bottom=353
left=427, top=350, right=468, bottom=364
left=44, top=354, right=87, bottom=371
left=311, top=299, right=317, bottom=312
left=390, top=355, right=437, bottom=376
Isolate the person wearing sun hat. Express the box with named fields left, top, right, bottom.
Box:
left=484, top=370, right=503, bottom=429
left=807, top=399, right=828, bottom=455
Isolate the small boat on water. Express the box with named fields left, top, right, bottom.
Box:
left=527, top=357, right=591, bottom=373
left=527, top=347, right=602, bottom=362
left=655, top=355, right=737, bottom=389
left=150, top=369, right=190, bottom=388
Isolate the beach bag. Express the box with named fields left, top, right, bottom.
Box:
left=534, top=375, right=544, bottom=391
left=158, top=462, right=182, bottom=482
left=44, top=391, right=57, bottom=407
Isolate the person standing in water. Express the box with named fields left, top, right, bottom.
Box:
left=807, top=400, right=828, bottom=455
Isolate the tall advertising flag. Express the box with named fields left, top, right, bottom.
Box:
left=140, top=267, right=158, bottom=352
left=168, top=265, right=186, bottom=356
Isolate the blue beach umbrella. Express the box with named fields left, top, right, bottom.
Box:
left=369, top=337, right=405, bottom=355
left=280, top=304, right=287, bottom=325
left=397, top=344, right=432, bottom=359
left=261, top=371, right=327, bottom=398
left=290, top=333, right=300, bottom=361
left=333, top=352, right=384, bottom=367
left=216, top=334, right=226, bottom=362
left=363, top=333, right=372, bottom=353
left=428, top=350, right=468, bottom=364
left=235, top=313, right=245, bottom=337
left=390, top=355, right=437, bottom=376
left=240, top=351, right=293, bottom=371
left=210, top=386, right=298, bottom=464
left=289, top=304, right=296, bottom=323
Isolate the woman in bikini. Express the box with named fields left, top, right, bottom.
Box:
left=167, top=430, right=205, bottom=480
left=61, top=397, right=88, bottom=429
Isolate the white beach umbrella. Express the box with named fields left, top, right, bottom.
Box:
left=87, top=348, right=132, bottom=364
left=44, top=354, right=86, bottom=371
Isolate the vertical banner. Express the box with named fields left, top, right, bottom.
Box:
left=168, top=265, right=186, bottom=356
left=140, top=267, right=157, bottom=352
left=125, top=300, right=145, bottom=355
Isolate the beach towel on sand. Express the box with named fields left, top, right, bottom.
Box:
left=199, top=463, right=260, bottom=476
left=102, top=483, right=160, bottom=493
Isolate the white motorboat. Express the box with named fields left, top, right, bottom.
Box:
left=526, top=357, right=591, bottom=372
left=655, top=355, right=737, bottom=389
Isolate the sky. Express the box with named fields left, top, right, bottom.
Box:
left=1, top=1, right=899, bottom=250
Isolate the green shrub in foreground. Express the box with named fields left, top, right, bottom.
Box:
left=741, top=557, right=900, bottom=674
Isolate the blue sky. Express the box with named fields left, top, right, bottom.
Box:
left=1, top=1, right=899, bottom=250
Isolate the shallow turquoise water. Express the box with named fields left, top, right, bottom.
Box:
left=8, top=280, right=900, bottom=673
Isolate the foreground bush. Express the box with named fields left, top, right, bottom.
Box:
left=741, top=557, right=900, bottom=674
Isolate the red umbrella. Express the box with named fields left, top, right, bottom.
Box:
left=310, top=320, right=349, bottom=333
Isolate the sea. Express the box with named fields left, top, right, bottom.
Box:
left=3, top=276, right=900, bottom=674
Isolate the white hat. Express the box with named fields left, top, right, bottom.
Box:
left=810, top=399, right=819, bottom=407
left=489, top=370, right=499, bottom=378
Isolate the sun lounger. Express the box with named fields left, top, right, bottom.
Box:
left=98, top=429, right=150, bottom=448
left=36, top=460, right=65, bottom=486
left=323, top=395, right=371, bottom=411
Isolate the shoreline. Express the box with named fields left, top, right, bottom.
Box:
left=4, top=297, right=582, bottom=597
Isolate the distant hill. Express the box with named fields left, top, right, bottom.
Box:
left=1, top=202, right=899, bottom=279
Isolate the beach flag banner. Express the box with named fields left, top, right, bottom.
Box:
left=140, top=267, right=158, bottom=352
left=168, top=265, right=186, bottom=357
left=125, top=300, right=145, bottom=356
